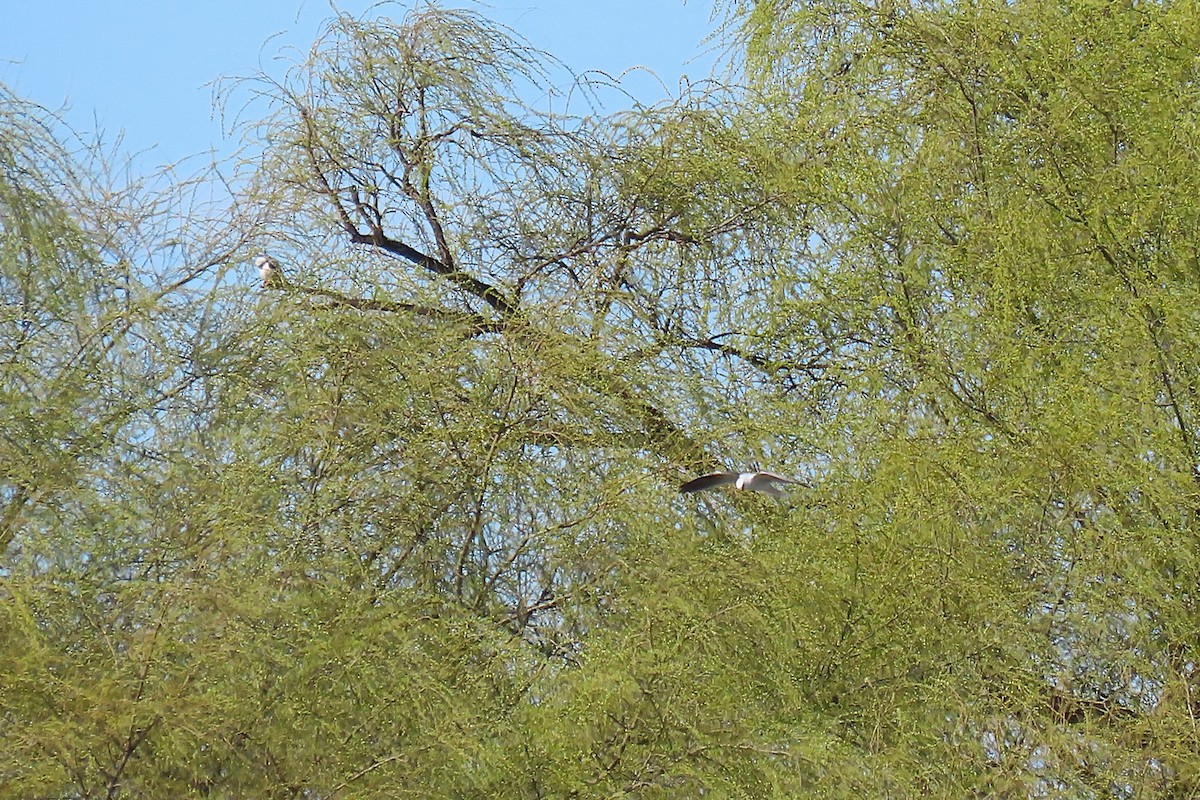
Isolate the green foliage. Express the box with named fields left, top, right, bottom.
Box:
left=4, top=1, right=1200, bottom=797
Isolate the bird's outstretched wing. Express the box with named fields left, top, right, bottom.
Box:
left=679, top=472, right=739, bottom=494
left=742, top=472, right=798, bottom=497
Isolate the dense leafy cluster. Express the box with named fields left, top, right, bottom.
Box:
left=3, top=1, right=1199, bottom=797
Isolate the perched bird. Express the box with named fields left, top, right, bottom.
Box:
left=680, top=471, right=800, bottom=498
left=255, top=255, right=284, bottom=289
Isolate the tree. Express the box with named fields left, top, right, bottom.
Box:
left=0, top=88, right=261, bottom=796
left=716, top=0, right=1200, bottom=793
left=4, top=0, right=1200, bottom=797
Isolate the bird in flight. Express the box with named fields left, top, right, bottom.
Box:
left=255, top=255, right=285, bottom=289
left=679, top=471, right=800, bottom=498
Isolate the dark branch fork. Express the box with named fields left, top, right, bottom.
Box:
left=342, top=226, right=516, bottom=317
left=297, top=104, right=517, bottom=319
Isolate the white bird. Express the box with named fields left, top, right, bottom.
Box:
left=680, top=471, right=800, bottom=498
left=255, top=255, right=284, bottom=289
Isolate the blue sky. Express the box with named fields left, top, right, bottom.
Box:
left=0, top=1, right=723, bottom=169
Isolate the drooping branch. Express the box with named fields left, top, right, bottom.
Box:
left=284, top=283, right=504, bottom=334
